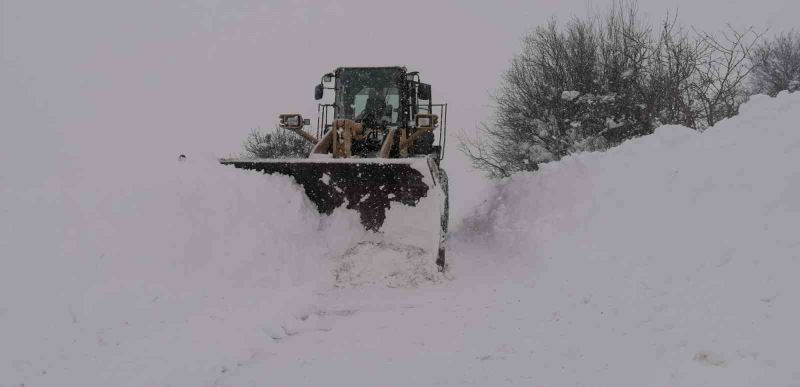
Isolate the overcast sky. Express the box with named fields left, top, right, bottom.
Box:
left=2, top=0, right=797, bottom=179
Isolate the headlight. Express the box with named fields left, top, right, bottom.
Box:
left=279, top=114, right=304, bottom=128
left=416, top=114, right=438, bottom=129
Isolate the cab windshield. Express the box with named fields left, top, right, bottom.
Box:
left=337, top=68, right=401, bottom=126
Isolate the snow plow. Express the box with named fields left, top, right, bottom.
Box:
left=221, top=67, right=449, bottom=269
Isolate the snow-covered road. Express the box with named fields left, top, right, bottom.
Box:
left=2, top=92, right=800, bottom=386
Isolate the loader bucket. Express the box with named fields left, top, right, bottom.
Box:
left=219, top=157, right=438, bottom=231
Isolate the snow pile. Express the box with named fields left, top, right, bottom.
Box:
left=1, top=145, right=444, bottom=385
left=0, top=155, right=366, bottom=385
left=327, top=157, right=446, bottom=289
left=561, top=90, right=581, bottom=101
left=212, top=93, right=799, bottom=387
left=332, top=241, right=442, bottom=288
left=451, top=91, right=800, bottom=385
left=3, top=91, right=798, bottom=386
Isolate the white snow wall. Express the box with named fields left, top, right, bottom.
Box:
left=2, top=91, right=799, bottom=386
left=451, top=92, right=800, bottom=385
left=0, top=154, right=368, bottom=385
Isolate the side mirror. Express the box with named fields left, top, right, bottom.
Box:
left=417, top=83, right=431, bottom=100
left=314, top=84, right=324, bottom=100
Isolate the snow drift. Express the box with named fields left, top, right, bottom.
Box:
left=214, top=92, right=799, bottom=387
left=2, top=91, right=799, bottom=386
left=1, top=146, right=442, bottom=385
left=450, top=91, right=800, bottom=385
left=0, top=153, right=368, bottom=385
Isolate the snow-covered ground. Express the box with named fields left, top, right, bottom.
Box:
left=2, top=91, right=799, bottom=386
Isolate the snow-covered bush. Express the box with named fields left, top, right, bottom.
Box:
left=242, top=127, right=313, bottom=159
left=750, top=30, right=800, bottom=96
left=461, top=1, right=761, bottom=178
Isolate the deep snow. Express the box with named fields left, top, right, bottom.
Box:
left=2, top=92, right=799, bottom=386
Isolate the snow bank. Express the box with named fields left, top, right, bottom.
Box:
left=1, top=143, right=444, bottom=385
left=452, top=91, right=800, bottom=385
left=209, top=93, right=799, bottom=387
left=0, top=154, right=366, bottom=385
left=4, top=91, right=798, bottom=386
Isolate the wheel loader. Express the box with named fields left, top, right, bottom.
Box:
left=220, top=66, right=449, bottom=269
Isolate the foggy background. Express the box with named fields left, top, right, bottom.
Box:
left=2, top=0, right=797, bottom=186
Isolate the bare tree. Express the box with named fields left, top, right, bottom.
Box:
left=242, top=127, right=313, bottom=159
left=643, top=13, right=703, bottom=128
left=461, top=1, right=660, bottom=178
left=750, top=30, right=800, bottom=96
left=692, top=25, right=762, bottom=127
left=461, top=1, right=765, bottom=178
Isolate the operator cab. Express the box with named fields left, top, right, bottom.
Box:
left=312, top=66, right=446, bottom=160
